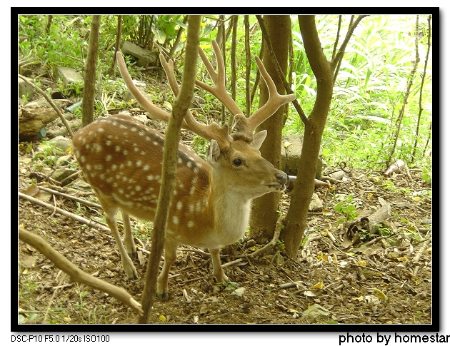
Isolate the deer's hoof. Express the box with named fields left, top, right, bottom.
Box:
left=157, top=291, right=169, bottom=301
left=124, top=263, right=139, bottom=280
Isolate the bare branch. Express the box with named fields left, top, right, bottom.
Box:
left=331, top=15, right=369, bottom=78
left=19, top=226, right=142, bottom=315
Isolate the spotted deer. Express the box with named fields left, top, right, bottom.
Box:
left=72, top=41, right=295, bottom=299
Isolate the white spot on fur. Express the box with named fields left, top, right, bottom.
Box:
left=187, top=221, right=194, bottom=228
left=176, top=201, right=183, bottom=210
left=172, top=216, right=179, bottom=225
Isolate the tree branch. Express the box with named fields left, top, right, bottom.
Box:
left=331, top=15, right=342, bottom=61
left=19, top=226, right=142, bottom=315
left=331, top=15, right=368, bottom=80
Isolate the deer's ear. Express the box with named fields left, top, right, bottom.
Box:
left=208, top=140, right=222, bottom=162
left=251, top=130, right=267, bottom=150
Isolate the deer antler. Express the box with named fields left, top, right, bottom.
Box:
left=196, top=41, right=243, bottom=117
left=196, top=41, right=296, bottom=141
left=234, top=56, right=296, bottom=137
left=117, top=50, right=230, bottom=149
left=159, top=53, right=231, bottom=149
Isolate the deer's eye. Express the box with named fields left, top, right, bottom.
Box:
left=232, top=158, right=243, bottom=167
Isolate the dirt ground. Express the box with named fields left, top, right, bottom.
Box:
left=17, top=142, right=432, bottom=326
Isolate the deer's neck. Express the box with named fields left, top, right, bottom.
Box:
left=207, top=173, right=252, bottom=247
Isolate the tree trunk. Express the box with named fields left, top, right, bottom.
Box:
left=250, top=15, right=291, bottom=242
left=108, top=15, right=122, bottom=75
left=139, top=15, right=201, bottom=324
left=82, top=15, right=101, bottom=127
left=281, top=16, right=333, bottom=258
left=244, top=15, right=251, bottom=116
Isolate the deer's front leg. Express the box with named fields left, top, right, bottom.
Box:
left=157, top=240, right=178, bottom=301
left=209, top=248, right=228, bottom=283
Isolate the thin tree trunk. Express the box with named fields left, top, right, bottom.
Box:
left=82, top=15, right=101, bottom=127
left=386, top=16, right=420, bottom=167
left=45, top=15, right=53, bottom=34
left=423, top=122, right=432, bottom=158
left=281, top=16, right=333, bottom=258
left=220, top=17, right=227, bottom=124
left=244, top=15, right=251, bottom=116
left=250, top=15, right=291, bottom=242
left=109, top=15, right=122, bottom=76
left=139, top=15, right=201, bottom=324
left=411, top=15, right=431, bottom=163
left=169, top=16, right=188, bottom=58
left=230, top=16, right=238, bottom=101
left=250, top=41, right=264, bottom=106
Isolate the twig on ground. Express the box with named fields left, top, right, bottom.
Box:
left=19, top=192, right=110, bottom=233
left=221, top=258, right=245, bottom=268
left=39, top=186, right=102, bottom=209
left=60, top=171, right=81, bottom=186
left=413, top=238, right=431, bottom=263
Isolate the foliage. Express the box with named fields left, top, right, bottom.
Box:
left=18, top=14, right=432, bottom=181
left=286, top=15, right=432, bottom=176
left=32, top=141, right=63, bottom=167
left=333, top=194, right=358, bottom=221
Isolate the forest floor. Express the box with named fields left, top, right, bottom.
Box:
left=17, top=127, right=433, bottom=326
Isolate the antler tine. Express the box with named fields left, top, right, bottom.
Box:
left=159, top=52, right=231, bottom=149
left=196, top=41, right=243, bottom=117
left=116, top=51, right=171, bottom=123
left=243, top=56, right=296, bottom=132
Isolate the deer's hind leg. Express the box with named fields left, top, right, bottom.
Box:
left=96, top=193, right=139, bottom=280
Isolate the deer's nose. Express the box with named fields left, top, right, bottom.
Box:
left=275, top=171, right=288, bottom=185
